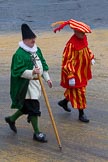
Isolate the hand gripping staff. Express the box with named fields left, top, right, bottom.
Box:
left=30, top=53, right=62, bottom=150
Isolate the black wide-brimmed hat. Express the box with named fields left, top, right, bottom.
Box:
left=21, top=24, right=36, bottom=39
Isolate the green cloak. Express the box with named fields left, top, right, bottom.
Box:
left=10, top=47, right=49, bottom=109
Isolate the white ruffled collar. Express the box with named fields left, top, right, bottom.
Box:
left=19, top=41, right=38, bottom=53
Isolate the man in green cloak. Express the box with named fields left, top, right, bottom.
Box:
left=5, top=24, right=52, bottom=143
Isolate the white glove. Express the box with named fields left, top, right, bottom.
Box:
left=91, top=59, right=95, bottom=65
left=69, top=78, right=75, bottom=86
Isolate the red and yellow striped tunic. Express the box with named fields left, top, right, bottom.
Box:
left=60, top=34, right=94, bottom=89
left=60, top=34, right=94, bottom=108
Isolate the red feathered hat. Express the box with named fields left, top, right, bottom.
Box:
left=51, top=19, right=91, bottom=33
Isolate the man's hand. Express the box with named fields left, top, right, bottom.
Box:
left=69, top=78, right=75, bottom=86
left=47, top=80, right=53, bottom=88
left=91, top=59, right=95, bottom=65
left=32, top=67, right=40, bottom=75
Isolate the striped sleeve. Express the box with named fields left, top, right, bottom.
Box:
left=62, top=43, right=75, bottom=79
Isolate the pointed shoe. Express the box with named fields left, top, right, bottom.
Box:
left=5, top=117, right=17, bottom=133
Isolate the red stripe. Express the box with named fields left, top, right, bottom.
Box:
left=69, top=19, right=91, bottom=33
left=70, top=19, right=91, bottom=31
left=70, top=23, right=90, bottom=33
left=70, top=19, right=90, bottom=30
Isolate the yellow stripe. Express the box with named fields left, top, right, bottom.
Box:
left=68, top=44, right=72, bottom=58
left=78, top=88, right=83, bottom=108
left=77, top=50, right=83, bottom=82
left=83, top=48, right=89, bottom=79
left=73, top=89, right=77, bottom=108
left=67, top=44, right=73, bottom=72
left=69, top=19, right=91, bottom=33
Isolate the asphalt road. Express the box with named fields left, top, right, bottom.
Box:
left=0, top=0, right=108, bottom=34
left=0, top=68, right=108, bottom=161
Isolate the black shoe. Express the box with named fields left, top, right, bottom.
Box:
left=5, top=117, right=17, bottom=133
left=58, top=100, right=71, bottom=112
left=79, top=114, right=89, bottom=123
left=33, top=132, right=47, bottom=143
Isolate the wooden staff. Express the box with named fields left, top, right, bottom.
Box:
left=31, top=54, right=62, bottom=150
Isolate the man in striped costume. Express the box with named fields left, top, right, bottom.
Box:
left=51, top=19, right=95, bottom=123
